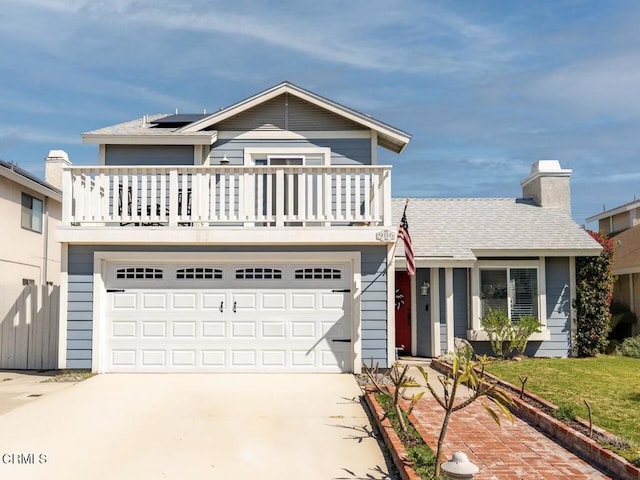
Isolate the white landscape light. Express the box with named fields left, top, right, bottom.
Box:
left=421, top=281, right=430, bottom=296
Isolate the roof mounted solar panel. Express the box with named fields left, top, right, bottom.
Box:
left=151, top=114, right=209, bottom=126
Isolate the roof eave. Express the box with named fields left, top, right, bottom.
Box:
left=0, top=165, right=61, bottom=202
left=82, top=132, right=218, bottom=146
left=472, top=247, right=602, bottom=258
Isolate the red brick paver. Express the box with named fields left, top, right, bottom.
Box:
left=411, top=398, right=613, bottom=480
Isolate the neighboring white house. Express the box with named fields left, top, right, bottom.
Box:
left=0, top=154, right=65, bottom=369
left=55, top=82, right=600, bottom=373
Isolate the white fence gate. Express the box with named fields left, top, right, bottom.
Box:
left=0, top=284, right=59, bottom=370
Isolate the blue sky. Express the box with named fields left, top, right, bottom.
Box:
left=1, top=0, right=639, bottom=226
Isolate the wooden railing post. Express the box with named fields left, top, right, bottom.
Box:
left=169, top=169, right=178, bottom=227
left=275, top=168, right=285, bottom=227
left=382, top=167, right=392, bottom=227
left=62, top=168, right=73, bottom=225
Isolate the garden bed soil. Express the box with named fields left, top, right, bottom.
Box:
left=430, top=359, right=640, bottom=480
left=363, top=389, right=422, bottom=480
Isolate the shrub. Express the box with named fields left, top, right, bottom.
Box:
left=481, top=309, right=542, bottom=358
left=574, top=231, right=615, bottom=356
left=481, top=308, right=512, bottom=358
left=552, top=404, right=577, bottom=422
left=618, top=335, right=640, bottom=358
left=510, top=315, right=543, bottom=356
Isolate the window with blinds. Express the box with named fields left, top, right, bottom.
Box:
left=480, top=268, right=538, bottom=321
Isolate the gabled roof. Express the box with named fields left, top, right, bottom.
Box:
left=0, top=159, right=61, bottom=201
left=611, top=224, right=640, bottom=274
left=392, top=198, right=601, bottom=262
left=179, top=82, right=412, bottom=153
left=586, top=198, right=640, bottom=223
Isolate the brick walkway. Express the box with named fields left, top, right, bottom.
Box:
left=410, top=398, right=613, bottom=480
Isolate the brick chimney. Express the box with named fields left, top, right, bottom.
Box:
left=44, top=150, right=71, bottom=190
left=521, top=160, right=572, bottom=216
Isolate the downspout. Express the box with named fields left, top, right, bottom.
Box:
left=42, top=197, right=49, bottom=285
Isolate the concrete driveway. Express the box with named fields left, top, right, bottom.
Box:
left=0, top=374, right=393, bottom=480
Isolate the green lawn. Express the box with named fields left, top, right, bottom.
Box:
left=485, top=356, right=640, bottom=445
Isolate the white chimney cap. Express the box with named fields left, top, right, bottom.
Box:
left=521, top=160, right=572, bottom=186
left=46, top=150, right=70, bottom=162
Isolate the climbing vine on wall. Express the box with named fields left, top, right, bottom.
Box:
left=573, top=231, right=615, bottom=356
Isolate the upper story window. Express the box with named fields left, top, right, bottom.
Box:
left=243, top=147, right=331, bottom=166
left=480, top=268, right=538, bottom=321
left=21, top=193, right=43, bottom=233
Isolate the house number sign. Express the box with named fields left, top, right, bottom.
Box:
left=376, top=230, right=396, bottom=242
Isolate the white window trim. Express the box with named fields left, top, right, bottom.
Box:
left=243, top=147, right=331, bottom=166
left=468, top=259, right=550, bottom=341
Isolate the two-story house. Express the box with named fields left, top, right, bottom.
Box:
left=56, top=82, right=600, bottom=373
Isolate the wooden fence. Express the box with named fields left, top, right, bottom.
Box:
left=0, top=284, right=59, bottom=370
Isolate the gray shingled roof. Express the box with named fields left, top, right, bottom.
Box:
left=392, top=198, right=601, bottom=260
left=84, top=114, right=206, bottom=136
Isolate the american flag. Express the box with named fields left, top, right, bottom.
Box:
left=398, top=207, right=415, bottom=276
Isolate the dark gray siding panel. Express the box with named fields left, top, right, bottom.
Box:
left=439, top=269, right=447, bottom=354
left=416, top=268, right=431, bottom=357
left=66, top=244, right=388, bottom=369
left=210, top=138, right=371, bottom=165
left=105, top=145, right=194, bottom=166
left=453, top=268, right=468, bottom=339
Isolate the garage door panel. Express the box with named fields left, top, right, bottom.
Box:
left=142, top=293, right=167, bottom=309
left=105, top=262, right=353, bottom=373
left=173, top=293, right=197, bottom=309
left=202, top=322, right=226, bottom=337
left=172, top=322, right=196, bottom=337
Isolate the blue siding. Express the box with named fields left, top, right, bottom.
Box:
left=210, top=138, right=371, bottom=165
left=527, top=257, right=572, bottom=357
left=416, top=268, right=432, bottom=357
left=66, top=244, right=388, bottom=369
left=105, top=145, right=194, bottom=165
left=453, top=268, right=468, bottom=339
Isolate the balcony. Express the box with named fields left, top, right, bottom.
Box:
left=61, top=165, right=392, bottom=230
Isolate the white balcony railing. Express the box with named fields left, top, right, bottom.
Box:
left=62, top=165, right=392, bottom=227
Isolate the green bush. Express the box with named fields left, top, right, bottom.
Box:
left=552, top=404, right=577, bottom=422
left=574, top=231, right=615, bottom=356
left=481, top=309, right=542, bottom=358
left=481, top=308, right=512, bottom=358
left=618, top=335, right=640, bottom=358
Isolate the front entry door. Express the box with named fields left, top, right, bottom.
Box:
left=394, top=271, right=412, bottom=355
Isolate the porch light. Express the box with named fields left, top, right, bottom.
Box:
left=421, top=281, right=430, bottom=296
left=220, top=155, right=230, bottom=165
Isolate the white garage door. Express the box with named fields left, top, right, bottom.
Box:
left=104, top=262, right=352, bottom=372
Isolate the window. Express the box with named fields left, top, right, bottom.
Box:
left=21, top=193, right=43, bottom=233
left=22, top=278, right=35, bottom=286
left=235, top=267, right=282, bottom=280
left=480, top=268, right=538, bottom=321
left=294, top=267, right=342, bottom=280
left=116, top=267, right=163, bottom=280
left=176, top=267, right=222, bottom=280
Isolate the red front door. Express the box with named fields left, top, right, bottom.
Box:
left=395, top=271, right=412, bottom=355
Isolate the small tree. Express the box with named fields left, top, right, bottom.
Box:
left=574, top=231, right=615, bottom=356
left=418, top=351, right=513, bottom=478
left=481, top=309, right=542, bottom=358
